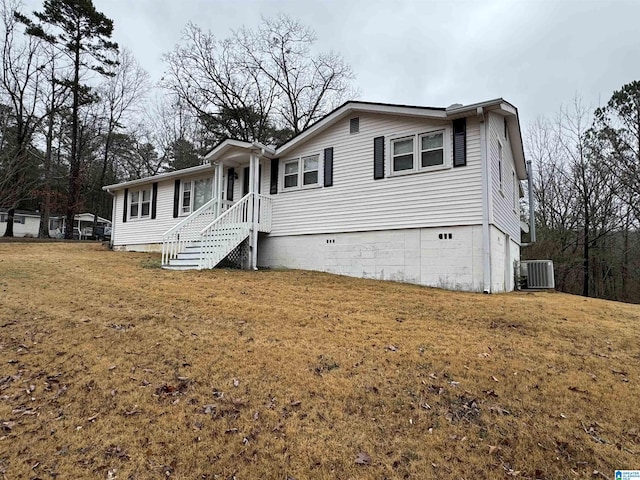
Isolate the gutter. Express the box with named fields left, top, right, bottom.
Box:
left=478, top=106, right=491, bottom=294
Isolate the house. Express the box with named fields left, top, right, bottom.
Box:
left=0, top=210, right=43, bottom=237
left=0, top=209, right=111, bottom=238
left=103, top=99, right=531, bottom=293
left=53, top=213, right=111, bottom=239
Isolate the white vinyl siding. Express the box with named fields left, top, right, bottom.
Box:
left=265, top=112, right=484, bottom=236
left=111, top=168, right=216, bottom=247
left=0, top=214, right=39, bottom=237
left=488, top=112, right=521, bottom=243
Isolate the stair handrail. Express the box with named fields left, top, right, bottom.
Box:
left=198, top=193, right=251, bottom=235
left=163, top=197, right=217, bottom=239
left=198, top=193, right=253, bottom=269
left=161, top=197, right=218, bottom=265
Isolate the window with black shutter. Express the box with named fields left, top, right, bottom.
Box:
left=324, top=147, right=334, bottom=187
left=453, top=118, right=467, bottom=167
left=373, top=136, right=385, bottom=179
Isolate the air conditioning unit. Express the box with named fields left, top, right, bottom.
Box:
left=519, top=260, right=555, bottom=289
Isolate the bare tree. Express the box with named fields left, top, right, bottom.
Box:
left=235, top=14, right=356, bottom=135
left=0, top=0, right=46, bottom=236
left=91, top=47, right=149, bottom=227
left=162, top=15, right=357, bottom=146
left=162, top=22, right=277, bottom=144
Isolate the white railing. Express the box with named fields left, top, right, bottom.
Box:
left=161, top=198, right=218, bottom=265
left=257, top=194, right=273, bottom=233
left=198, top=193, right=253, bottom=269
left=162, top=193, right=274, bottom=269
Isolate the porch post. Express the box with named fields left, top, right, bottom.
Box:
left=249, top=152, right=259, bottom=270
left=214, top=161, right=223, bottom=217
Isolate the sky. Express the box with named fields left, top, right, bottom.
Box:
left=20, top=0, right=640, bottom=129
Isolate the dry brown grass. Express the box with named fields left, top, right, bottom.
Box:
left=0, top=243, right=639, bottom=479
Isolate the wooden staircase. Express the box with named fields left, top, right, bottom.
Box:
left=161, top=193, right=272, bottom=271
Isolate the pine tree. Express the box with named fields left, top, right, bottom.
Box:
left=17, top=0, right=118, bottom=238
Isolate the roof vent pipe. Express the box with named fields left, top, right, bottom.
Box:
left=527, top=159, right=536, bottom=243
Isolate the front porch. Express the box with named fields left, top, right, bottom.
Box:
left=161, top=141, right=275, bottom=270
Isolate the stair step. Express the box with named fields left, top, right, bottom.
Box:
left=168, top=258, right=201, bottom=267
left=162, top=264, right=199, bottom=271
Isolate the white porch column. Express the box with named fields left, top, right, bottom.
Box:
left=214, top=161, right=223, bottom=217
left=249, top=152, right=259, bottom=270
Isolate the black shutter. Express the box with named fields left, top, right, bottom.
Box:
left=122, top=188, right=128, bottom=223
left=173, top=179, right=180, bottom=218
left=453, top=118, right=467, bottom=167
left=151, top=182, right=158, bottom=219
left=227, top=168, right=235, bottom=201
left=270, top=159, right=279, bottom=194
left=373, top=136, right=385, bottom=179
left=243, top=167, right=250, bottom=196
left=324, top=147, right=334, bottom=187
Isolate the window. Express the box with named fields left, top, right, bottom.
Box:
left=282, top=155, right=320, bottom=190
left=504, top=118, right=508, bottom=140
left=129, top=188, right=152, bottom=220
left=392, top=137, right=414, bottom=172
left=0, top=214, right=5, bottom=223
left=420, top=131, right=444, bottom=167
left=391, top=130, right=446, bottom=174
left=284, top=160, right=298, bottom=188
left=0, top=214, right=24, bottom=223
left=302, top=155, right=319, bottom=185
left=182, top=182, right=191, bottom=214
left=181, top=177, right=213, bottom=214
left=49, top=218, right=61, bottom=230
left=193, top=178, right=213, bottom=210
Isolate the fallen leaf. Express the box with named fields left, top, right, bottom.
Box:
left=355, top=451, right=372, bottom=466
left=489, top=445, right=500, bottom=454
left=385, top=345, right=398, bottom=352
left=491, top=376, right=499, bottom=382
left=489, top=405, right=510, bottom=415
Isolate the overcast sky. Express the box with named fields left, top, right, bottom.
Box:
left=22, top=0, right=640, bottom=129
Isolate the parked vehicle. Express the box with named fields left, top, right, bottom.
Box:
left=93, top=225, right=112, bottom=241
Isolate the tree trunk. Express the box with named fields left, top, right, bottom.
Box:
left=3, top=207, right=15, bottom=237
left=583, top=211, right=589, bottom=297
left=39, top=69, right=58, bottom=239
left=65, top=34, right=82, bottom=240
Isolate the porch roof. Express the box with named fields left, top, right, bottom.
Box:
left=204, top=140, right=276, bottom=166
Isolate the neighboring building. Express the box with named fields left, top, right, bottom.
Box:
left=0, top=209, right=111, bottom=238
left=103, top=99, right=530, bottom=293
left=0, top=210, right=42, bottom=237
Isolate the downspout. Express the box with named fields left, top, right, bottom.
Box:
left=109, top=190, right=116, bottom=249
left=478, top=107, right=491, bottom=293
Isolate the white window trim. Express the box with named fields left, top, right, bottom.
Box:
left=280, top=154, right=322, bottom=192
left=179, top=176, right=214, bottom=216
left=388, top=127, right=451, bottom=177
left=129, top=187, right=152, bottom=221
left=180, top=180, right=193, bottom=216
